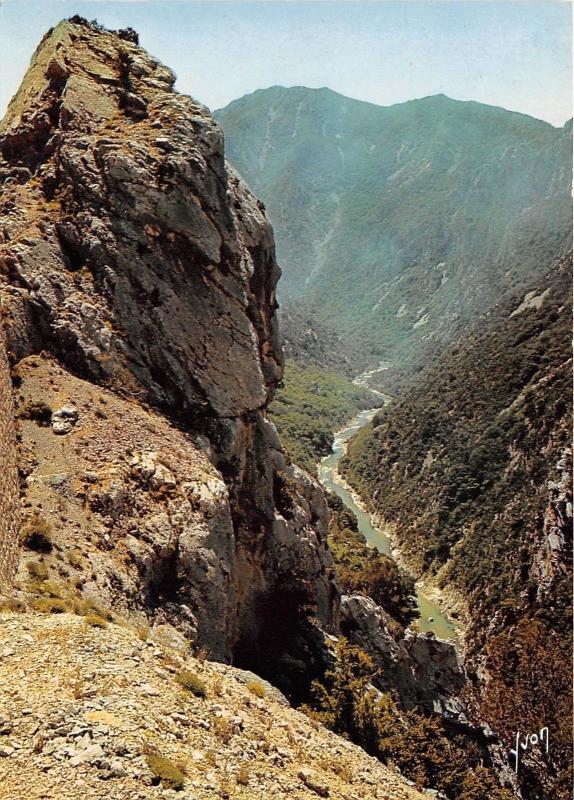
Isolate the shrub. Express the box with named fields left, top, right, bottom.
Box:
left=32, top=597, right=68, bottom=614
left=146, top=752, right=185, bottom=790
left=117, top=27, right=139, bottom=45
left=458, top=768, right=514, bottom=800
left=0, top=597, right=25, bottom=613
left=175, top=671, right=207, bottom=698
left=18, top=400, right=52, bottom=426
left=68, top=549, right=83, bottom=568
left=246, top=680, right=266, bottom=699
left=21, top=514, right=53, bottom=553
left=27, top=578, right=64, bottom=599
left=303, top=639, right=510, bottom=798
left=73, top=598, right=113, bottom=621
left=328, top=495, right=418, bottom=626
left=236, top=763, right=250, bottom=786
left=26, top=560, right=48, bottom=581
left=211, top=715, right=233, bottom=743
left=84, top=614, right=108, bottom=629
left=136, top=624, right=150, bottom=642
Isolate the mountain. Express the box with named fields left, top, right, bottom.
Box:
left=216, top=87, right=572, bottom=381
left=279, top=306, right=364, bottom=377
left=0, top=17, right=340, bottom=673
left=0, top=18, right=477, bottom=800
left=341, top=254, right=573, bottom=800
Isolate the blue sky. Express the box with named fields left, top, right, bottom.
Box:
left=0, top=1, right=571, bottom=125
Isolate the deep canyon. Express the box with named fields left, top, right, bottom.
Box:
left=0, top=15, right=571, bottom=800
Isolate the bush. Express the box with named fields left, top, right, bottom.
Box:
left=236, top=763, right=250, bottom=786
left=18, top=400, right=52, bottom=426
left=73, top=598, right=114, bottom=621
left=246, top=680, right=266, bottom=699
left=26, top=560, right=48, bottom=581
left=32, top=579, right=64, bottom=598
left=304, top=639, right=510, bottom=799
left=0, top=597, right=25, bottom=613
left=175, top=671, right=207, bottom=698
left=84, top=614, right=108, bottom=629
left=211, top=715, right=233, bottom=743
left=458, top=768, right=514, bottom=800
left=117, top=27, right=139, bottom=44
left=328, top=495, right=418, bottom=626
left=21, top=514, right=53, bottom=553
left=146, top=752, right=185, bottom=790
left=32, top=597, right=68, bottom=614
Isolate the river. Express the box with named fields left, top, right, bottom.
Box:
left=318, top=406, right=458, bottom=641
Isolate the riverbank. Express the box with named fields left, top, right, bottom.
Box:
left=319, top=408, right=460, bottom=642
left=333, top=465, right=468, bottom=642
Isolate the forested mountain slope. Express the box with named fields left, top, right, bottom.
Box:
left=341, top=254, right=573, bottom=799
left=216, top=88, right=571, bottom=381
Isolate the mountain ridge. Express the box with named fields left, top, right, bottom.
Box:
left=218, top=85, right=565, bottom=130
left=216, top=85, right=571, bottom=384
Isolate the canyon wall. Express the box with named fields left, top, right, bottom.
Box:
left=0, top=20, right=463, bottom=718
left=0, top=18, right=338, bottom=660
left=0, top=328, right=19, bottom=583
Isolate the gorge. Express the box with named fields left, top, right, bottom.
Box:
left=0, top=13, right=570, bottom=800
left=319, top=406, right=458, bottom=641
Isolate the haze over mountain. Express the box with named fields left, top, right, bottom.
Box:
left=216, top=87, right=572, bottom=378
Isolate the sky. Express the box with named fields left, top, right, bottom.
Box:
left=0, top=1, right=571, bottom=126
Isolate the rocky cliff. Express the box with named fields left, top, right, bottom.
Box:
left=0, top=328, right=20, bottom=584
left=0, top=611, right=429, bottom=800
left=0, top=18, right=339, bottom=664
left=0, top=19, right=469, bottom=765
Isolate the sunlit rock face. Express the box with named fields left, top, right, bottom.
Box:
left=0, top=18, right=338, bottom=661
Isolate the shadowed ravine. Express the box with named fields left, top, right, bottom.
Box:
left=319, top=407, right=458, bottom=641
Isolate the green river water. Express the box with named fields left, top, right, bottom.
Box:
left=318, top=407, right=458, bottom=641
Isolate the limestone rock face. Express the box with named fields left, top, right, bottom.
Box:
left=0, top=20, right=281, bottom=418
left=532, top=447, right=573, bottom=593
left=0, top=19, right=337, bottom=660
left=340, top=594, right=465, bottom=712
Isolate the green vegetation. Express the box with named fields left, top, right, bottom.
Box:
left=269, top=360, right=375, bottom=472
left=146, top=751, right=186, bottom=790
left=327, top=494, right=418, bottom=626
left=175, top=671, right=207, bottom=698
left=24, top=574, right=117, bottom=624
left=217, top=88, right=571, bottom=382
left=31, top=597, right=68, bottom=614
left=302, top=639, right=514, bottom=800
left=340, top=257, right=573, bottom=799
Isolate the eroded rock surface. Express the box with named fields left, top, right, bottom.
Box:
left=0, top=19, right=337, bottom=661
left=340, top=594, right=465, bottom=712
left=0, top=612, right=428, bottom=800
left=0, top=21, right=465, bottom=730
